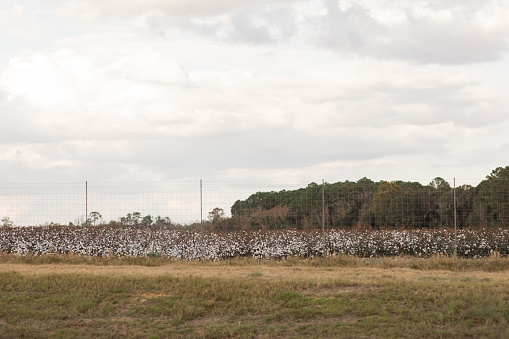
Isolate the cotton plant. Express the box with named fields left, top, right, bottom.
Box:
left=0, top=226, right=508, bottom=259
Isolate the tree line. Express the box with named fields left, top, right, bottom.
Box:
left=207, top=166, right=509, bottom=231
left=33, top=165, right=508, bottom=230
left=80, top=211, right=177, bottom=229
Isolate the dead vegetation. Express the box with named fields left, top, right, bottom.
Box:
left=0, top=255, right=508, bottom=338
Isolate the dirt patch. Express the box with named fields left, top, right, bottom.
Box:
left=0, top=318, right=7, bottom=326
left=189, top=316, right=229, bottom=326
left=140, top=292, right=173, bottom=298
left=111, top=317, right=137, bottom=322
left=301, top=286, right=366, bottom=298
left=137, top=292, right=174, bottom=302
left=340, top=314, right=361, bottom=323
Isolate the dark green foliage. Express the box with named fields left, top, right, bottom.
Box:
left=469, top=166, right=509, bottom=227
left=230, top=166, right=509, bottom=230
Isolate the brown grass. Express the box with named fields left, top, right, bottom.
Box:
left=1, top=255, right=508, bottom=338
left=1, top=260, right=508, bottom=283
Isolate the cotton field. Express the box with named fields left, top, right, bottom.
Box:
left=0, top=226, right=508, bottom=260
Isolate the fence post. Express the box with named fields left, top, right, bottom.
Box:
left=200, top=179, right=203, bottom=245
left=454, top=178, right=457, bottom=258
left=322, top=179, right=325, bottom=245
left=85, top=181, right=88, bottom=226
left=85, top=181, right=89, bottom=249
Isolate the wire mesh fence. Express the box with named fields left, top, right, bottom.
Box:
left=0, top=181, right=310, bottom=228
left=1, top=178, right=508, bottom=229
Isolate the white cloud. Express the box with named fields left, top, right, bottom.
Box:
left=310, top=0, right=509, bottom=64
left=0, top=4, right=40, bottom=41
left=1, top=50, right=93, bottom=104
left=2, top=42, right=506, bottom=183
left=47, top=0, right=509, bottom=64
left=135, top=3, right=299, bottom=45
left=1, top=0, right=508, bottom=185
left=108, top=51, right=191, bottom=86
left=62, top=0, right=261, bottom=19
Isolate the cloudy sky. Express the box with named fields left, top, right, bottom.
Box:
left=1, top=0, right=509, bottom=186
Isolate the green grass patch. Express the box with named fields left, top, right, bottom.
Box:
left=0, top=257, right=508, bottom=338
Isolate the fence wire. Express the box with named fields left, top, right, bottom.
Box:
left=1, top=179, right=508, bottom=229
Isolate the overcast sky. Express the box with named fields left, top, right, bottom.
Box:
left=1, top=0, right=509, bottom=186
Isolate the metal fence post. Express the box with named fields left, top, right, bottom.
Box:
left=200, top=179, right=203, bottom=245
left=85, top=181, right=89, bottom=250
left=454, top=178, right=457, bottom=258
left=322, top=179, right=325, bottom=245
left=85, top=181, right=88, bottom=226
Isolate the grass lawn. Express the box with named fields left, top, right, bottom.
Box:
left=0, top=255, right=508, bottom=338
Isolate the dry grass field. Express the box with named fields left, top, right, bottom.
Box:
left=1, top=255, right=508, bottom=338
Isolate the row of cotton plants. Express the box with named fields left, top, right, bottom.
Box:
left=0, top=226, right=508, bottom=259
